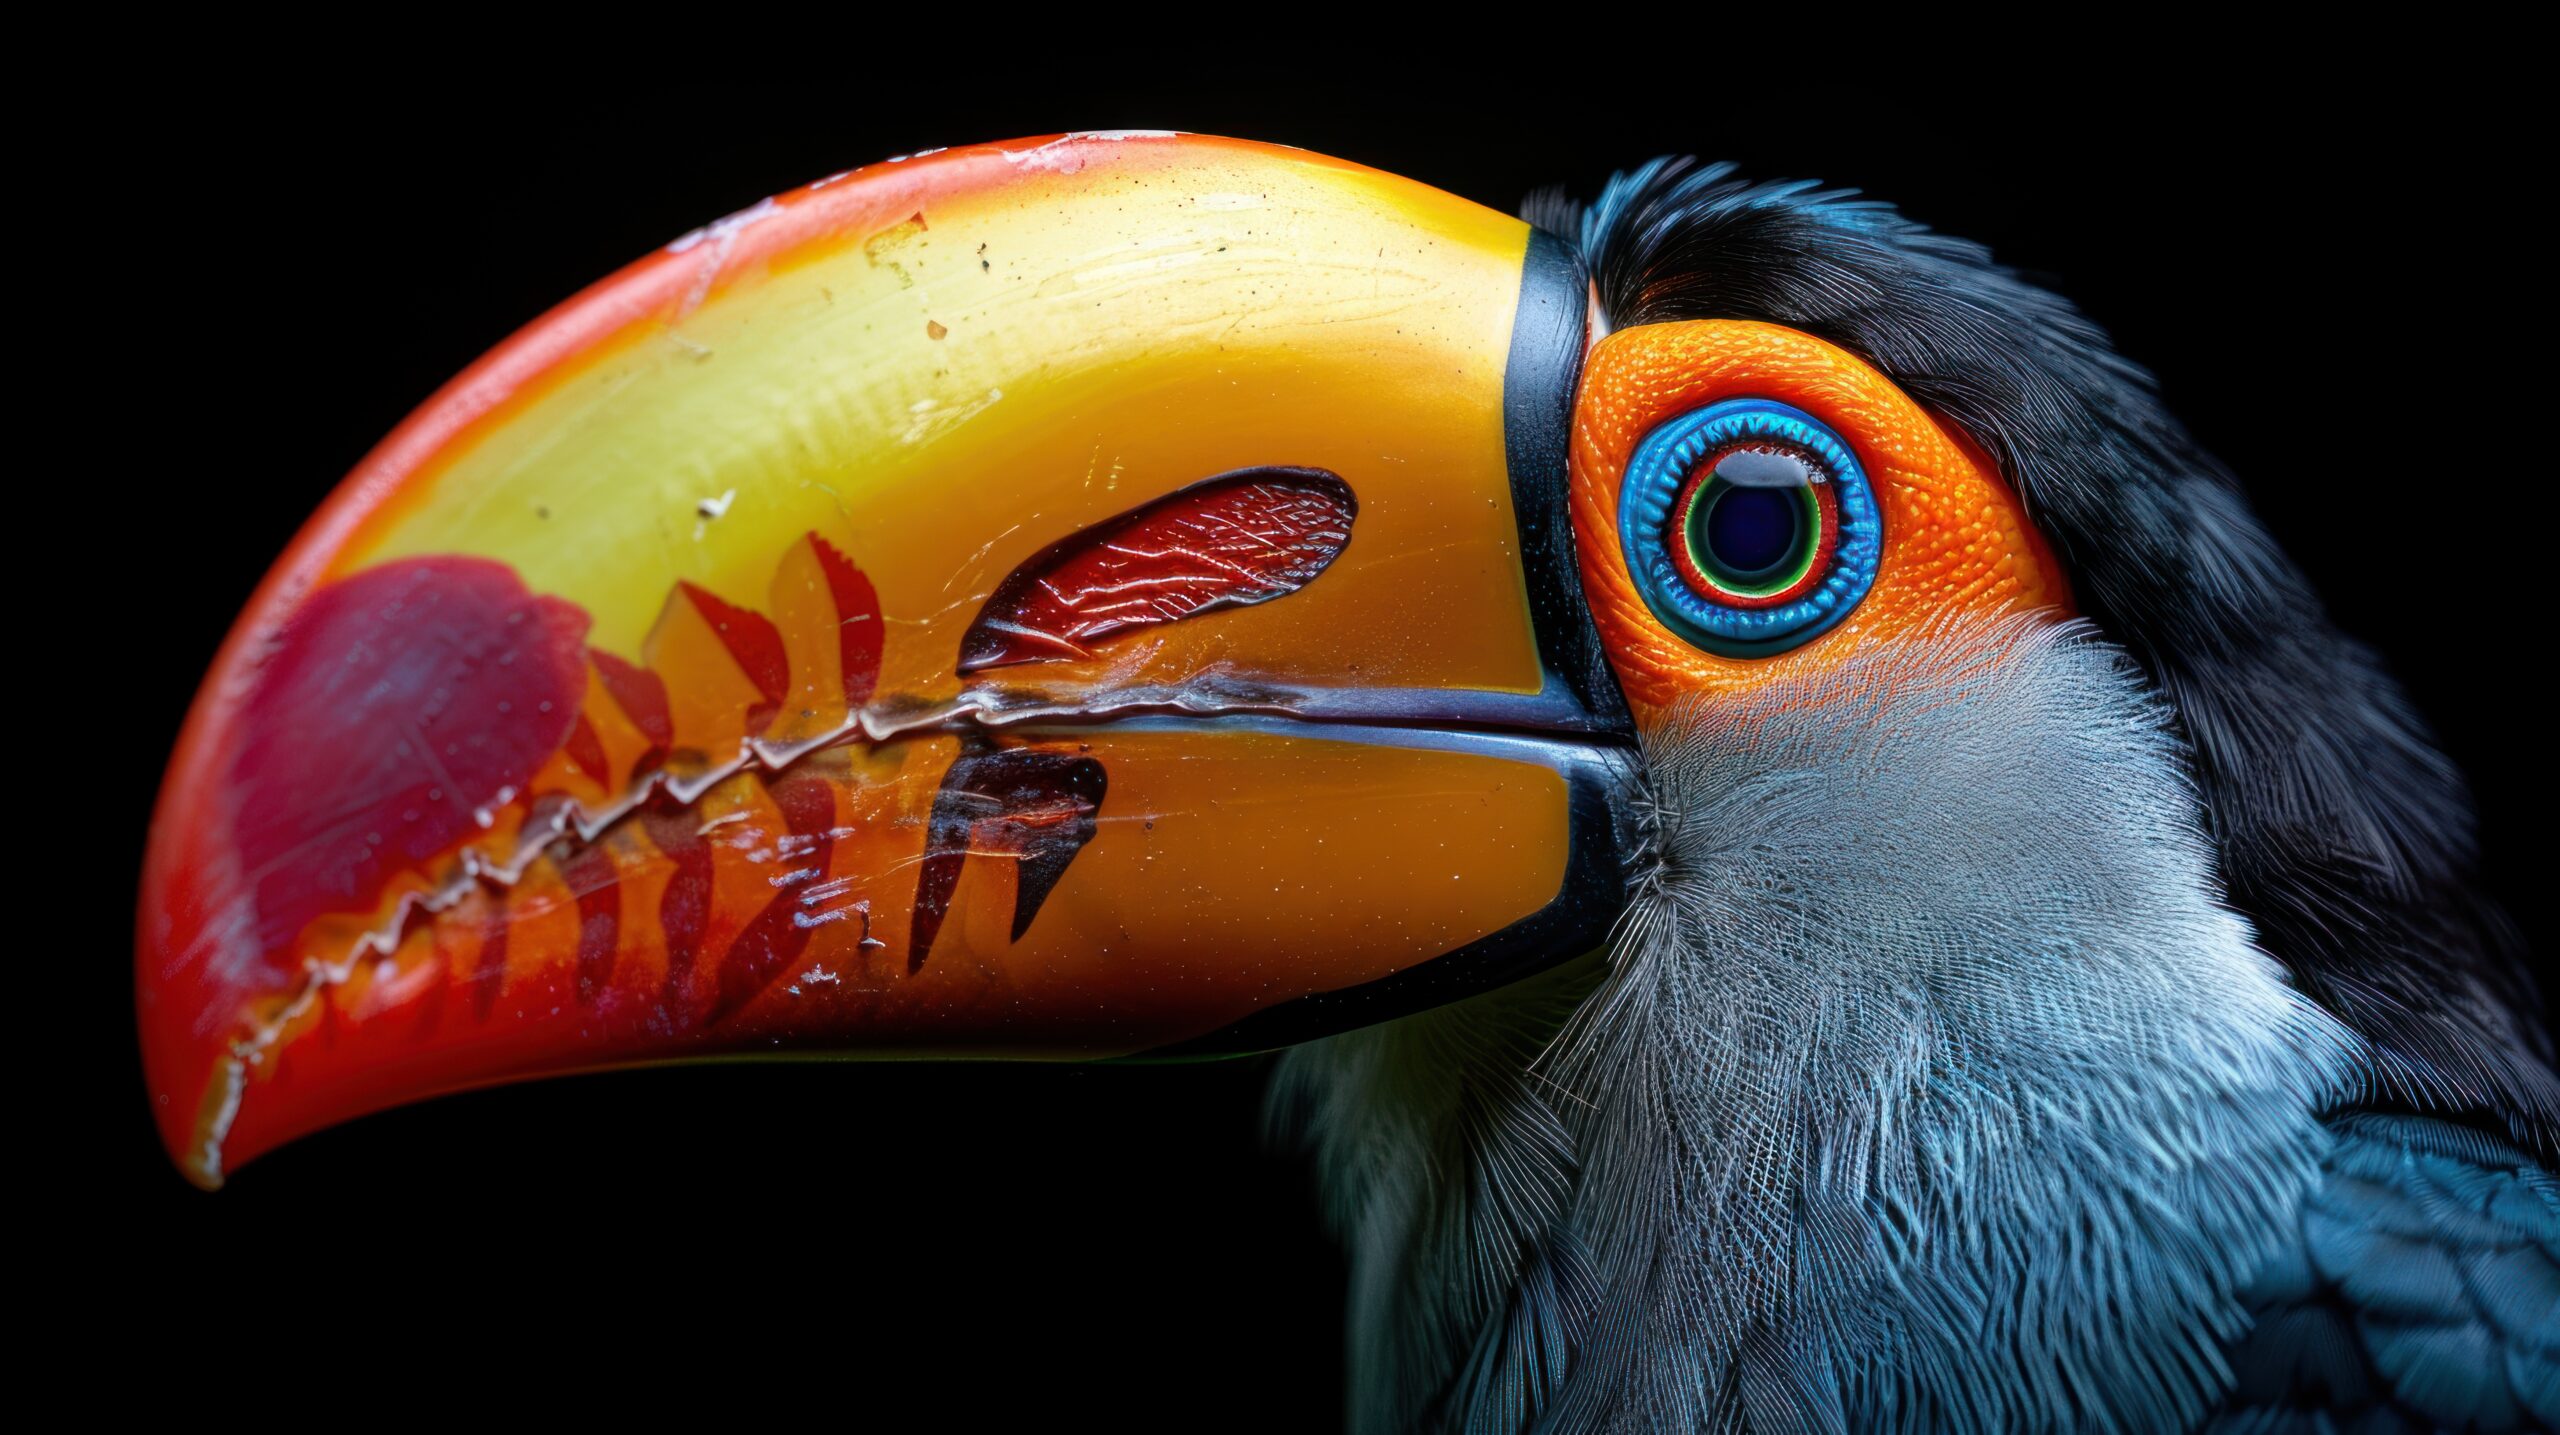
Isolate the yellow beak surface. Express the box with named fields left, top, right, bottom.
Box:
left=140, top=133, right=1631, bottom=1188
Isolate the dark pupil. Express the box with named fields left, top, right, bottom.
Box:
left=1689, top=447, right=1815, bottom=584
left=1703, top=485, right=1800, bottom=578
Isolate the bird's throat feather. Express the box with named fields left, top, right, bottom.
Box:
left=1278, top=614, right=2363, bottom=1434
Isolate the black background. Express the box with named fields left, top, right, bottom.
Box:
left=78, top=51, right=2545, bottom=1426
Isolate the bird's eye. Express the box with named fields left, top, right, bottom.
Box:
left=1618, top=397, right=1881, bottom=656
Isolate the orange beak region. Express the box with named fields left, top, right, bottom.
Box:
left=140, top=134, right=1636, bottom=1188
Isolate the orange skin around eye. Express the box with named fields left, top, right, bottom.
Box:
left=1571, top=320, right=2073, bottom=722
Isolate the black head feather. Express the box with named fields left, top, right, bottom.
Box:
left=1539, top=159, right=2554, bottom=1152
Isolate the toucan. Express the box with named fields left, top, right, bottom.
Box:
left=137, top=133, right=2556, bottom=1432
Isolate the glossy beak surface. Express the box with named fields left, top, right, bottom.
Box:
left=140, top=133, right=1633, bottom=1188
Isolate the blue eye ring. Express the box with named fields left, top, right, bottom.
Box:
left=1617, top=397, right=1882, bottom=657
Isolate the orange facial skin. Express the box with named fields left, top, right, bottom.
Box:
left=1569, top=320, right=2073, bottom=720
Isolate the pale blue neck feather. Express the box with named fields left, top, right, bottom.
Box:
left=1272, top=617, right=2362, bottom=1435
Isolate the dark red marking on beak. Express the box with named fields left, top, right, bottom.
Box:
left=957, top=467, right=1356, bottom=672
left=639, top=801, right=714, bottom=1011
left=592, top=649, right=674, bottom=764
left=705, top=773, right=841, bottom=1025
left=909, top=749, right=1109, bottom=971
left=809, top=533, right=884, bottom=709
left=226, top=556, right=591, bottom=969
left=673, top=582, right=790, bottom=737
left=562, top=841, right=621, bottom=1004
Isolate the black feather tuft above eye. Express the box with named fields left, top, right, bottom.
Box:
left=1535, top=157, right=2555, bottom=1153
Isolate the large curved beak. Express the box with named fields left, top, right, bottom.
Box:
left=140, top=133, right=1634, bottom=1188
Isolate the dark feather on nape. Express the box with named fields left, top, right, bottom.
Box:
left=1538, top=158, right=2557, bottom=1155
left=1519, top=182, right=1583, bottom=247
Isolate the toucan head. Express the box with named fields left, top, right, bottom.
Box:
left=138, top=131, right=2530, bottom=1194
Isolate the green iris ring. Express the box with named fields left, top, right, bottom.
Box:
left=1679, top=476, right=1822, bottom=599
